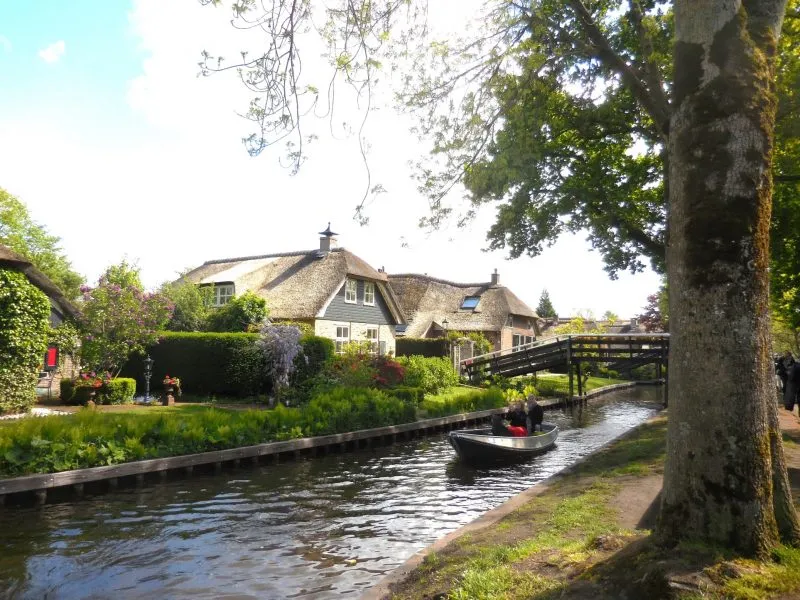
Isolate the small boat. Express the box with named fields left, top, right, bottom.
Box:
left=448, top=423, right=559, bottom=464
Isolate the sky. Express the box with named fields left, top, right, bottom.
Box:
left=0, top=0, right=662, bottom=319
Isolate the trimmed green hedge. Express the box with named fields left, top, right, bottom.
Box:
left=396, top=337, right=448, bottom=357
left=120, top=331, right=334, bottom=397
left=60, top=378, right=137, bottom=405
left=0, top=269, right=51, bottom=415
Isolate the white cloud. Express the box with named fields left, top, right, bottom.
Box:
left=0, top=35, right=11, bottom=53
left=38, top=40, right=65, bottom=63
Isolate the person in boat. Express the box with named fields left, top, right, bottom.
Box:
left=526, top=395, right=544, bottom=432
left=505, top=402, right=528, bottom=437
left=491, top=414, right=509, bottom=436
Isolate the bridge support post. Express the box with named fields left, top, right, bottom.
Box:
left=576, top=362, right=583, bottom=397
left=567, top=337, right=574, bottom=399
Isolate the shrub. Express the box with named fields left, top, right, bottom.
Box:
left=0, top=269, right=51, bottom=415
left=395, top=337, right=448, bottom=357
left=99, top=378, right=136, bottom=405
left=205, top=291, right=268, bottom=332
left=397, top=355, right=459, bottom=395
left=60, top=379, right=94, bottom=405
left=386, top=386, right=424, bottom=405
left=421, top=387, right=505, bottom=417
left=302, top=387, right=416, bottom=435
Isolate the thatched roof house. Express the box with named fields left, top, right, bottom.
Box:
left=0, top=243, right=80, bottom=324
left=183, top=227, right=405, bottom=354
left=387, top=270, right=540, bottom=352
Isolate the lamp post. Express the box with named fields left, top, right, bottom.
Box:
left=143, top=355, right=154, bottom=403
left=442, top=318, right=449, bottom=334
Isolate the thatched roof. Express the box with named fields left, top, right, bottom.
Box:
left=183, top=247, right=405, bottom=323
left=0, top=244, right=80, bottom=320
left=387, top=273, right=539, bottom=337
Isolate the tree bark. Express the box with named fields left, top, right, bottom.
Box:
left=659, top=0, right=795, bottom=557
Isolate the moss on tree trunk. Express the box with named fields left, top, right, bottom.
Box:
left=659, top=0, right=799, bottom=557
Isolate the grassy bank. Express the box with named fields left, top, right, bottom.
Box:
left=387, top=416, right=800, bottom=600
left=0, top=386, right=505, bottom=478
left=534, top=373, right=629, bottom=397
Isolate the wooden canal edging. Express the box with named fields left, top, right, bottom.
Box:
left=0, top=381, right=662, bottom=507
left=0, top=407, right=507, bottom=506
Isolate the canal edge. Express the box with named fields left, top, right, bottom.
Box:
left=0, top=380, right=660, bottom=507
left=361, top=389, right=665, bottom=600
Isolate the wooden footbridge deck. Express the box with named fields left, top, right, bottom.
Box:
left=461, top=334, right=669, bottom=398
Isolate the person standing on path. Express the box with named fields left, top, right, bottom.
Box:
left=784, top=360, right=800, bottom=413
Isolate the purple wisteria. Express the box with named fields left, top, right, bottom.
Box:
left=257, top=322, right=305, bottom=398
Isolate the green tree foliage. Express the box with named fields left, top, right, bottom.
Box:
left=80, top=261, right=173, bottom=375
left=206, top=291, right=269, bottom=332
left=771, top=7, right=800, bottom=333
left=161, top=277, right=214, bottom=332
left=0, top=268, right=50, bottom=414
left=536, top=289, right=557, bottom=318
left=0, top=188, right=84, bottom=298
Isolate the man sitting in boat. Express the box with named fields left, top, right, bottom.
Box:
left=526, top=396, right=544, bottom=432
left=505, top=402, right=529, bottom=437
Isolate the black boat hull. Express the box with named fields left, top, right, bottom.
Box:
left=448, top=424, right=558, bottom=464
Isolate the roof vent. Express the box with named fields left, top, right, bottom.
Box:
left=491, top=269, right=500, bottom=286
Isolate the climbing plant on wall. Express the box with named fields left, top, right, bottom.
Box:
left=0, top=268, right=50, bottom=414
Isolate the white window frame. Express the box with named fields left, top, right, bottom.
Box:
left=366, top=326, right=379, bottom=354
left=363, top=282, right=375, bottom=306
left=344, top=279, right=358, bottom=304
left=335, top=325, right=350, bottom=354
left=213, top=284, right=235, bottom=307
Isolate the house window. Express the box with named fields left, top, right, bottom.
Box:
left=213, top=284, right=235, bottom=306
left=512, top=334, right=534, bottom=349
left=335, top=325, right=350, bottom=353
left=461, top=296, right=480, bottom=309
left=366, top=327, right=379, bottom=354
left=364, top=282, right=375, bottom=306
left=345, top=279, right=357, bottom=304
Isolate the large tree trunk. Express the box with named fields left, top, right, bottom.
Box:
left=658, top=0, right=796, bottom=557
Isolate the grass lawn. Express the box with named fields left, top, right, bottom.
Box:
left=534, top=373, right=629, bottom=396
left=388, top=416, right=800, bottom=599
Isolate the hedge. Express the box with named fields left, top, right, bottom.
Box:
left=0, top=269, right=51, bottom=415
left=60, top=378, right=137, bottom=405
left=395, top=337, right=448, bottom=358
left=119, top=332, right=335, bottom=397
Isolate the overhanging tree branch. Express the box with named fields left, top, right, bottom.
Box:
left=565, top=0, right=671, bottom=137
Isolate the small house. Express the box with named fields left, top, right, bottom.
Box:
left=183, top=226, right=406, bottom=355
left=387, top=270, right=540, bottom=352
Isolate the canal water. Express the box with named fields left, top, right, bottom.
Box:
left=0, top=386, right=663, bottom=599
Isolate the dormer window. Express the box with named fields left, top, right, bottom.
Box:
left=345, top=278, right=358, bottom=303
left=213, top=284, right=235, bottom=306
left=364, top=282, right=375, bottom=306
left=461, top=296, right=480, bottom=310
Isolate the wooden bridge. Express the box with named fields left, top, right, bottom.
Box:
left=461, top=333, right=669, bottom=398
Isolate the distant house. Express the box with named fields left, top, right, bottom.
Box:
left=0, top=243, right=81, bottom=395
left=539, top=317, right=646, bottom=337
left=0, top=244, right=80, bottom=327
left=387, top=270, right=540, bottom=352
left=182, top=226, right=406, bottom=355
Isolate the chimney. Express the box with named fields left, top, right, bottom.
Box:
left=491, top=268, right=500, bottom=286
left=319, top=222, right=339, bottom=254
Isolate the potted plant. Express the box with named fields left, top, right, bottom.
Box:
left=162, top=375, right=181, bottom=406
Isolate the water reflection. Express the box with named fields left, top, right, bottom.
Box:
left=0, top=386, right=663, bottom=599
